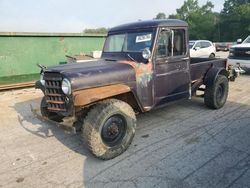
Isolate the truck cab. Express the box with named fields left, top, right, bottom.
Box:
left=36, top=19, right=229, bottom=160
left=100, top=20, right=191, bottom=109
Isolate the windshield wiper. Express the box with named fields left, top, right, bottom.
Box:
left=127, top=54, right=136, bottom=62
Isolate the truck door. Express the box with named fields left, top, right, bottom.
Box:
left=153, top=28, right=190, bottom=106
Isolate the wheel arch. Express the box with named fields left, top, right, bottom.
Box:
left=73, top=84, right=143, bottom=113
left=112, top=91, right=143, bottom=113
left=211, top=52, right=215, bottom=56
left=204, top=67, right=228, bottom=87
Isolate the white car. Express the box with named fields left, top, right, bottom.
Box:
left=228, top=35, right=250, bottom=70
left=189, top=40, right=216, bottom=58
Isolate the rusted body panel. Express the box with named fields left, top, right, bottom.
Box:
left=118, top=60, right=154, bottom=109
left=118, top=60, right=153, bottom=87
left=73, top=84, right=131, bottom=107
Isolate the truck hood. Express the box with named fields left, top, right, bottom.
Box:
left=46, top=59, right=136, bottom=91
left=232, top=43, right=250, bottom=48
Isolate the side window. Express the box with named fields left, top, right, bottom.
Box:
left=173, top=29, right=186, bottom=56
left=194, top=42, right=201, bottom=48
left=201, top=42, right=205, bottom=48
left=156, top=29, right=186, bottom=58
left=206, top=42, right=212, bottom=47
left=201, top=42, right=211, bottom=48
left=156, top=30, right=172, bottom=57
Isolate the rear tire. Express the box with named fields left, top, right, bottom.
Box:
left=82, top=99, right=136, bottom=160
left=40, top=96, right=64, bottom=122
left=204, top=75, right=229, bottom=109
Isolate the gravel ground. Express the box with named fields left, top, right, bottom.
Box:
left=0, top=74, right=249, bottom=188
left=216, top=51, right=229, bottom=59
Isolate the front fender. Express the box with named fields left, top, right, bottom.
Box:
left=73, top=84, right=131, bottom=107
left=204, top=67, right=229, bottom=86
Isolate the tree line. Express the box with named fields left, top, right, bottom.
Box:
left=83, top=0, right=250, bottom=42
left=155, top=0, right=250, bottom=42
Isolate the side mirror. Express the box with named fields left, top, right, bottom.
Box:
left=142, top=48, right=151, bottom=60
left=237, top=39, right=242, bottom=44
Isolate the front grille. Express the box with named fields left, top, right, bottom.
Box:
left=234, top=48, right=250, bottom=58
left=44, top=73, right=67, bottom=112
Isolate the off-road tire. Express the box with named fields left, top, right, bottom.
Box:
left=204, top=75, right=229, bottom=109
left=40, top=96, right=64, bottom=122
left=82, top=99, right=136, bottom=160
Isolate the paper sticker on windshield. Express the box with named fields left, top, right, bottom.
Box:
left=136, top=34, right=152, bottom=43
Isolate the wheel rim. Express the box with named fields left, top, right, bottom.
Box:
left=101, top=114, right=127, bottom=147
left=216, top=84, right=224, bottom=102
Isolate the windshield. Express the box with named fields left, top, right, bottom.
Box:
left=189, top=41, right=195, bottom=49
left=243, top=36, right=250, bottom=43
left=104, top=30, right=154, bottom=53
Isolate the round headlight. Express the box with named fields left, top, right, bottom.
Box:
left=40, top=73, right=45, bottom=86
left=62, top=78, right=71, bottom=95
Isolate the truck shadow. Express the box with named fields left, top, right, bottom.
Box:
left=14, top=95, right=250, bottom=187
left=14, top=97, right=94, bottom=160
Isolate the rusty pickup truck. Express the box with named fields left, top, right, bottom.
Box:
left=36, top=19, right=230, bottom=160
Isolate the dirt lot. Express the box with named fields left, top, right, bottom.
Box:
left=0, top=74, right=250, bottom=188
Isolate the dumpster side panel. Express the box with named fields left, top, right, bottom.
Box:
left=0, top=34, right=105, bottom=85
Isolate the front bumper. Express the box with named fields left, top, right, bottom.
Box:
left=31, top=105, right=77, bottom=134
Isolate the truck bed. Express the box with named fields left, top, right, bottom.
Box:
left=190, top=58, right=227, bottom=81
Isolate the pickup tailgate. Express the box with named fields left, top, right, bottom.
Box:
left=190, top=58, right=227, bottom=81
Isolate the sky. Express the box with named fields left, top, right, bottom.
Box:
left=0, top=0, right=225, bottom=33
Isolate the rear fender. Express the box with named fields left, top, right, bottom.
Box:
left=204, top=67, right=228, bottom=86
left=73, top=84, right=132, bottom=107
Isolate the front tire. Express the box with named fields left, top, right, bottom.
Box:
left=204, top=75, right=229, bottom=109
left=82, top=99, right=136, bottom=160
